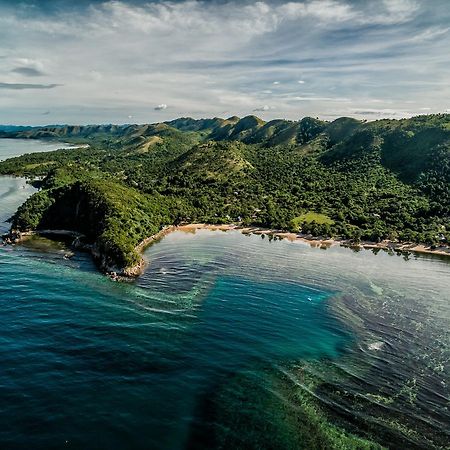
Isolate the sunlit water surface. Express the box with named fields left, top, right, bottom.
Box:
left=0, top=140, right=449, bottom=449
left=0, top=138, right=79, bottom=161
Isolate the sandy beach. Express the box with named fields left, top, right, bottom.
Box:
left=171, top=223, right=450, bottom=258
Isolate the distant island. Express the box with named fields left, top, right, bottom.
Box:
left=1, top=113, right=449, bottom=278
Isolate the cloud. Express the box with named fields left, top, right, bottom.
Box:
left=253, top=105, right=272, bottom=111
left=352, top=108, right=413, bottom=117
left=279, top=0, right=357, bottom=23
left=0, top=0, right=448, bottom=124
left=0, top=82, right=61, bottom=90
left=292, top=96, right=350, bottom=102
left=379, top=0, right=419, bottom=24
left=408, top=26, right=450, bottom=43
left=11, top=67, right=45, bottom=76
left=353, top=110, right=387, bottom=115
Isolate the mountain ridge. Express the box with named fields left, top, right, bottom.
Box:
left=0, top=113, right=449, bottom=276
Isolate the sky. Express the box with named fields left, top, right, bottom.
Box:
left=0, top=0, right=449, bottom=125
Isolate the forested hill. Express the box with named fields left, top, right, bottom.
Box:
left=0, top=113, right=449, bottom=276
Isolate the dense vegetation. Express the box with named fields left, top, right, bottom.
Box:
left=1, top=113, right=449, bottom=272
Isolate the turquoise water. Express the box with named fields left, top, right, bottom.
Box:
left=0, top=252, right=346, bottom=449
left=0, top=140, right=449, bottom=449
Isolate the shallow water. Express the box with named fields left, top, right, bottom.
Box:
left=139, top=230, right=450, bottom=449
left=0, top=141, right=449, bottom=449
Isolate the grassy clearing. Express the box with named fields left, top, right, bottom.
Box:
left=290, top=212, right=335, bottom=232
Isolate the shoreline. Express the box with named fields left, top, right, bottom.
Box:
left=123, top=223, right=450, bottom=280
left=172, top=223, right=450, bottom=256
left=4, top=224, right=449, bottom=281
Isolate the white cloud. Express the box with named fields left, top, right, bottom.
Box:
left=253, top=105, right=272, bottom=111
left=86, top=0, right=281, bottom=42
left=408, top=26, right=450, bottom=43
left=13, top=58, right=45, bottom=72
left=351, top=108, right=414, bottom=118
left=154, top=103, right=168, bottom=110
left=292, top=96, right=350, bottom=102
left=0, top=0, right=448, bottom=124
left=381, top=0, right=419, bottom=23
left=279, top=0, right=357, bottom=23
left=350, top=0, right=420, bottom=26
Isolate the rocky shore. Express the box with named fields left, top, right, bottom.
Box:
left=1, top=226, right=177, bottom=282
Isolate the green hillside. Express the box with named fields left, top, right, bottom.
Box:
left=1, top=113, right=449, bottom=274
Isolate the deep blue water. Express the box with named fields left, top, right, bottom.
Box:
left=0, top=140, right=449, bottom=449
left=0, top=244, right=349, bottom=449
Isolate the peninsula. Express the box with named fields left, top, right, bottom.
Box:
left=1, top=113, right=449, bottom=277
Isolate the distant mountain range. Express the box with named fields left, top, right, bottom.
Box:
left=0, top=115, right=360, bottom=147
left=3, top=113, right=449, bottom=182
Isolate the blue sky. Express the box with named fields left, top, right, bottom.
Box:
left=0, top=0, right=449, bottom=124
